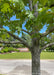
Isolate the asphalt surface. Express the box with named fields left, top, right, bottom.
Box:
left=0, top=60, right=54, bottom=75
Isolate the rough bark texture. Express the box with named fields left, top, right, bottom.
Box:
left=31, top=38, right=40, bottom=75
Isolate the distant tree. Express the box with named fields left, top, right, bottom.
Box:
left=46, top=34, right=54, bottom=51
left=0, top=0, right=54, bottom=75
left=40, top=34, right=54, bottom=51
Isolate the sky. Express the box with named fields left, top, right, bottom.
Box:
left=40, top=25, right=47, bottom=33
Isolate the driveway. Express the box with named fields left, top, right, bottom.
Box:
left=0, top=60, right=54, bottom=75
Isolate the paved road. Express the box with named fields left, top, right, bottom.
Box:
left=0, top=60, right=54, bottom=75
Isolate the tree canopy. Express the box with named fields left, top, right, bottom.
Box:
left=0, top=0, right=54, bottom=75
left=0, top=0, right=54, bottom=49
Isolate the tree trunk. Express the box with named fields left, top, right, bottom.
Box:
left=31, top=38, right=40, bottom=75
left=31, top=46, right=40, bottom=75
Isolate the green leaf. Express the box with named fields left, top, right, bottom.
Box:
left=1, top=3, right=13, bottom=13
left=22, top=0, right=29, bottom=5
left=40, top=0, right=48, bottom=6
left=33, top=0, right=38, bottom=5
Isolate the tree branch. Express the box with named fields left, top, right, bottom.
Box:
left=22, top=29, right=32, bottom=35
left=5, top=14, right=10, bottom=21
left=6, top=30, right=30, bottom=48
left=40, top=42, right=54, bottom=53
left=29, top=0, right=33, bottom=11
left=0, top=40, right=21, bottom=44
left=33, top=2, right=38, bottom=17
left=3, top=14, right=30, bottom=48
left=40, top=27, right=54, bottom=38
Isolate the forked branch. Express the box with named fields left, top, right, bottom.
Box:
left=6, top=31, right=30, bottom=48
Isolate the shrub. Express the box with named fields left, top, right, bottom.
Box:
left=8, top=47, right=19, bottom=52
left=46, top=47, right=49, bottom=50
left=46, top=47, right=54, bottom=52
left=0, top=50, right=4, bottom=54
left=16, top=49, right=20, bottom=52
left=2, top=47, right=8, bottom=53
left=0, top=47, right=19, bottom=53
left=8, top=47, right=13, bottom=52
left=0, top=51, right=1, bottom=53
left=0, top=44, right=3, bottom=47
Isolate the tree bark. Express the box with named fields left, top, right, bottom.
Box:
left=31, top=38, right=40, bottom=75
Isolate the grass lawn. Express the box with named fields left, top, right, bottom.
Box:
left=0, top=74, right=5, bottom=75
left=40, top=52, right=54, bottom=59
left=0, top=52, right=54, bottom=59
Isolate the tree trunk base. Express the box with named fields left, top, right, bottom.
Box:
left=31, top=47, right=40, bottom=75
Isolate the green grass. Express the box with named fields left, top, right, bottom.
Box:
left=0, top=52, right=54, bottom=59
left=0, top=52, right=31, bottom=59
left=40, top=52, right=54, bottom=59
left=0, top=74, right=5, bottom=75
